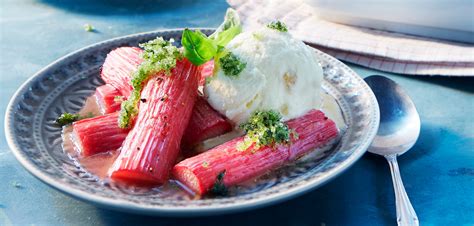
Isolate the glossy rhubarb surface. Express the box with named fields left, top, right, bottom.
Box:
left=109, top=59, right=200, bottom=185
left=199, top=60, right=214, bottom=85
left=172, top=109, right=338, bottom=195
left=72, top=94, right=231, bottom=157
left=95, top=84, right=122, bottom=114
left=72, top=112, right=129, bottom=157
left=101, top=47, right=143, bottom=97
left=181, top=95, right=232, bottom=150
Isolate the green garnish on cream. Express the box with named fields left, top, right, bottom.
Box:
left=238, top=110, right=295, bottom=151
left=118, top=37, right=182, bottom=129
left=267, top=21, right=288, bottom=32
left=219, top=52, right=246, bottom=77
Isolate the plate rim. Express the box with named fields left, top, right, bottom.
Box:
left=5, top=28, right=379, bottom=216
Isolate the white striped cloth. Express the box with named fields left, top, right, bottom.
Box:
left=228, top=0, right=474, bottom=76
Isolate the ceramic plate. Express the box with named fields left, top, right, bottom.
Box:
left=5, top=29, right=379, bottom=216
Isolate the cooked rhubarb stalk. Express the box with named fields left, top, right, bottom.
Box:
left=181, top=95, right=232, bottom=149
left=199, top=60, right=214, bottom=85
left=72, top=112, right=129, bottom=157
left=101, top=47, right=214, bottom=94
left=172, top=109, right=338, bottom=195
left=109, top=59, right=200, bottom=185
left=285, top=110, right=338, bottom=160
left=71, top=95, right=231, bottom=157
left=101, top=47, right=143, bottom=97
left=95, top=84, right=123, bottom=114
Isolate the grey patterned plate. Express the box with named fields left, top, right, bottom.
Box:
left=5, top=29, right=379, bottom=216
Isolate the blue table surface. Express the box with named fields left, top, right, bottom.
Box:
left=1, top=0, right=473, bottom=225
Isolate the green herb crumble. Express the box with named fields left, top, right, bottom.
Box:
left=219, top=52, right=246, bottom=77
left=267, top=21, right=288, bottom=32
left=118, top=37, right=182, bottom=129
left=210, top=170, right=228, bottom=196
left=238, top=110, right=295, bottom=151
left=55, top=112, right=94, bottom=126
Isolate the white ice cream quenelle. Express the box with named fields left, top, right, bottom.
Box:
left=205, top=26, right=324, bottom=125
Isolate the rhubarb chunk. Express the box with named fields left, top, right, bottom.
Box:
left=285, top=110, right=338, bottom=160
left=101, top=47, right=143, bottom=97
left=172, top=109, right=338, bottom=195
left=95, top=84, right=122, bottom=114
left=101, top=47, right=213, bottom=91
left=181, top=95, right=232, bottom=149
left=72, top=112, right=130, bottom=157
left=71, top=95, right=231, bottom=158
left=199, top=60, right=214, bottom=85
left=109, top=59, right=200, bottom=185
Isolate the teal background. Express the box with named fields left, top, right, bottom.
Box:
left=0, top=0, right=473, bottom=225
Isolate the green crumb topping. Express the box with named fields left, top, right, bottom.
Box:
left=139, top=37, right=182, bottom=75
left=55, top=113, right=80, bottom=126
left=267, top=21, right=288, bottom=32
left=118, top=37, right=182, bottom=129
left=219, top=52, right=246, bottom=77
left=55, top=112, right=94, bottom=126
left=83, top=24, right=95, bottom=32
left=210, top=170, right=228, bottom=196
left=238, top=110, right=295, bottom=151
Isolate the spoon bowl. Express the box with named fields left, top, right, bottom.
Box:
left=365, top=75, right=421, bottom=156
left=364, top=75, right=420, bottom=226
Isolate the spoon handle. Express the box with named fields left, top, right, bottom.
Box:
left=385, top=154, right=419, bottom=226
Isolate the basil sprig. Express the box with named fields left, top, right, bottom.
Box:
left=182, top=29, right=218, bottom=66
left=181, top=8, right=242, bottom=66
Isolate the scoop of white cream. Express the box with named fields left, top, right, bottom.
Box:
left=205, top=27, right=324, bottom=125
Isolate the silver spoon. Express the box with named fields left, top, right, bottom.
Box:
left=364, top=75, right=420, bottom=226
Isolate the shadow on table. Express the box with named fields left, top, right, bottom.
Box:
left=356, top=26, right=474, bottom=48
left=403, top=75, right=474, bottom=94
left=360, top=67, right=474, bottom=94
left=399, top=123, right=440, bottom=163
left=37, top=0, right=223, bottom=15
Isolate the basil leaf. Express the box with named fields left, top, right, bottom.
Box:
left=214, top=25, right=242, bottom=47
left=181, top=8, right=242, bottom=66
left=182, top=29, right=218, bottom=66
left=209, top=8, right=241, bottom=47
